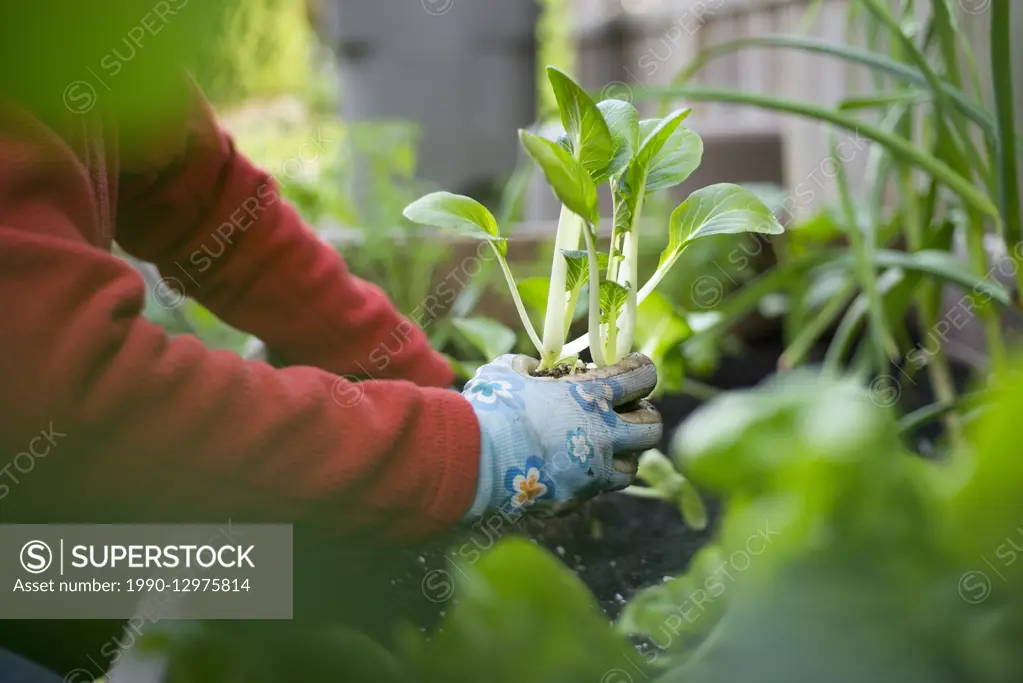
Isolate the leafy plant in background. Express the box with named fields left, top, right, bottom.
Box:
left=332, top=119, right=451, bottom=318
left=635, top=0, right=1020, bottom=446
left=404, top=67, right=783, bottom=375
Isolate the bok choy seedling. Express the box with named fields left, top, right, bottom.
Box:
left=403, top=67, right=785, bottom=372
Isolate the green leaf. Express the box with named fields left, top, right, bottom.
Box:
left=596, top=99, right=640, bottom=181
left=660, top=183, right=784, bottom=270
left=403, top=192, right=506, bottom=256
left=610, top=186, right=634, bottom=241
left=665, top=555, right=964, bottom=683
left=838, top=90, right=928, bottom=111
left=404, top=538, right=645, bottom=683
left=671, top=371, right=896, bottom=496
left=645, top=125, right=704, bottom=192
left=599, top=280, right=630, bottom=324
left=516, top=276, right=551, bottom=322
left=636, top=449, right=684, bottom=498
left=519, top=130, right=599, bottom=222
left=635, top=109, right=692, bottom=170
left=614, top=109, right=693, bottom=237
left=617, top=546, right=731, bottom=646
left=658, top=354, right=686, bottom=397
left=562, top=250, right=610, bottom=292
left=948, top=360, right=1023, bottom=602
left=451, top=317, right=517, bottom=360
left=555, top=132, right=573, bottom=156
left=679, top=478, right=708, bottom=531
left=849, top=249, right=1012, bottom=306
left=546, top=66, right=614, bottom=178
left=617, top=572, right=703, bottom=643
left=452, top=359, right=481, bottom=381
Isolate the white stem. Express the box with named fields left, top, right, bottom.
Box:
left=614, top=184, right=645, bottom=359
left=492, top=243, right=545, bottom=358
left=621, top=485, right=672, bottom=500
left=605, top=308, right=619, bottom=365
left=563, top=288, right=580, bottom=338
left=540, top=206, right=583, bottom=366
left=615, top=230, right=640, bottom=359
left=561, top=246, right=684, bottom=358
left=582, top=225, right=605, bottom=367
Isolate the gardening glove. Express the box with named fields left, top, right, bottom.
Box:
left=461, top=352, right=662, bottom=520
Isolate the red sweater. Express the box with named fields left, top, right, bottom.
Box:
left=0, top=83, right=480, bottom=538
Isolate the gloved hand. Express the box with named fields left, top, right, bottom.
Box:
left=461, top=353, right=662, bottom=520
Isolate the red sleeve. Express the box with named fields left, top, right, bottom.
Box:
left=0, top=103, right=479, bottom=538
left=114, top=78, right=455, bottom=388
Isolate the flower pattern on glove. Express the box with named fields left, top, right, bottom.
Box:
left=567, top=428, right=594, bottom=465
left=569, top=381, right=619, bottom=427
left=504, top=456, right=555, bottom=509
left=465, top=374, right=525, bottom=410
left=461, top=353, right=661, bottom=522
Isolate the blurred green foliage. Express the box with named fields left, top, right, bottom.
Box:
left=617, top=368, right=1023, bottom=682
left=191, top=0, right=312, bottom=108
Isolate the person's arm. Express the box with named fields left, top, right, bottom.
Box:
left=0, top=103, right=479, bottom=537
left=114, top=77, right=453, bottom=387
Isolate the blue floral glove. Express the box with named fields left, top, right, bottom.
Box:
left=461, top=353, right=662, bottom=520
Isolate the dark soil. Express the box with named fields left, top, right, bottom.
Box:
left=524, top=494, right=717, bottom=618
left=531, top=363, right=574, bottom=378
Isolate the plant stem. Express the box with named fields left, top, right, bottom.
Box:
left=563, top=288, right=580, bottom=339
left=991, top=0, right=1023, bottom=293
left=609, top=179, right=644, bottom=360
left=620, top=485, right=670, bottom=501
left=965, top=224, right=1007, bottom=371
left=615, top=230, right=640, bottom=360
left=897, top=390, right=989, bottom=436
left=605, top=307, right=619, bottom=365
left=678, top=377, right=722, bottom=402
left=900, top=166, right=962, bottom=443
left=635, top=254, right=678, bottom=305
left=540, top=206, right=583, bottom=368
left=582, top=223, right=606, bottom=367
left=778, top=277, right=857, bottom=370
left=834, top=138, right=895, bottom=375
left=491, top=243, right=545, bottom=359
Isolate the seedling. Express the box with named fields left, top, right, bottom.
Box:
left=404, top=67, right=784, bottom=373
left=627, top=449, right=708, bottom=531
